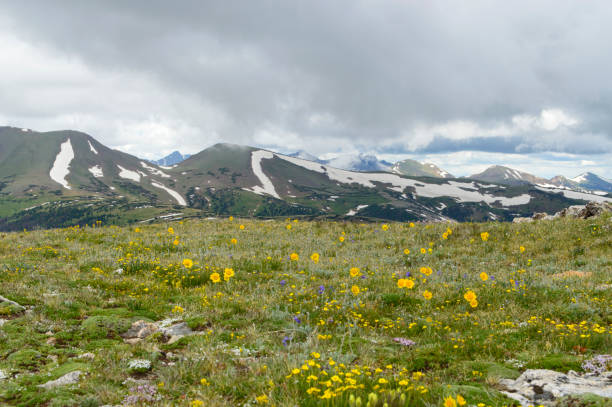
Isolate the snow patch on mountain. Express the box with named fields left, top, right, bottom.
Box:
left=87, top=140, right=98, bottom=154
left=276, top=154, right=531, bottom=206
left=534, top=186, right=611, bottom=203
left=346, top=204, right=369, bottom=216
left=49, top=139, right=74, bottom=189
left=88, top=165, right=103, bottom=178
left=151, top=181, right=186, bottom=206
left=244, top=150, right=280, bottom=199
left=571, top=173, right=588, bottom=183
left=140, top=161, right=170, bottom=178
left=117, top=165, right=141, bottom=182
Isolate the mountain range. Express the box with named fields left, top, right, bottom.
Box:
left=1, top=126, right=610, bottom=230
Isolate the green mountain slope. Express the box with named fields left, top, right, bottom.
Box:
left=1, top=127, right=610, bottom=230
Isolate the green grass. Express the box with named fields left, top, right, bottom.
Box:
left=0, top=214, right=610, bottom=406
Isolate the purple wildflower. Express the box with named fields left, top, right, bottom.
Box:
left=280, top=279, right=286, bottom=286
left=393, top=337, right=416, bottom=347
left=318, top=285, right=325, bottom=294
left=293, top=316, right=301, bottom=324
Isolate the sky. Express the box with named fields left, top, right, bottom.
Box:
left=1, top=1, right=611, bottom=178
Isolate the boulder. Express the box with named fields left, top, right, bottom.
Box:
left=532, top=212, right=548, bottom=220
left=578, top=201, right=611, bottom=219
left=38, top=370, right=82, bottom=389
left=122, top=320, right=158, bottom=344
left=122, top=319, right=195, bottom=344
left=499, top=369, right=612, bottom=406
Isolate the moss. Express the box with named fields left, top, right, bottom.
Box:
left=529, top=354, right=583, bottom=372
left=556, top=394, right=612, bottom=407
left=81, top=316, right=132, bottom=340
left=7, top=349, right=45, bottom=370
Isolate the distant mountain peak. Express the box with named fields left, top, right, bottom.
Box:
left=152, top=150, right=191, bottom=166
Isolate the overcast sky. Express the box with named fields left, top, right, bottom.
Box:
left=1, top=1, right=611, bottom=178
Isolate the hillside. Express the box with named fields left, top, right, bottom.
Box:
left=391, top=159, right=453, bottom=178
left=0, top=215, right=610, bottom=406
left=1, top=127, right=610, bottom=231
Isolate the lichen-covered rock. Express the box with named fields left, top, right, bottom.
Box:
left=578, top=201, right=612, bottom=219
left=122, top=320, right=158, bottom=344
left=513, top=217, right=533, bottom=223
left=499, top=369, right=612, bottom=406
left=38, top=370, right=82, bottom=389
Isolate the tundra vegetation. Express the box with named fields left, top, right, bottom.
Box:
left=0, top=214, right=610, bottom=406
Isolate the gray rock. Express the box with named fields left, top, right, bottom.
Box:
left=532, top=212, right=548, bottom=220
left=499, top=369, right=612, bottom=406
left=0, top=295, right=25, bottom=311
left=122, top=320, right=158, bottom=343
left=556, top=205, right=585, bottom=218
left=0, top=369, right=7, bottom=380
left=38, top=370, right=82, bottom=389
left=160, top=322, right=194, bottom=344
left=0, top=319, right=6, bottom=327
left=122, top=320, right=195, bottom=344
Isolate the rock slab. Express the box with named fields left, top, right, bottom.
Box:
left=499, top=369, right=612, bottom=406
left=38, top=370, right=82, bottom=389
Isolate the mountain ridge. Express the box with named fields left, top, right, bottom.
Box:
left=1, top=126, right=610, bottom=230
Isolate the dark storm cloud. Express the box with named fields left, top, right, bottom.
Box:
left=1, top=0, right=612, bottom=156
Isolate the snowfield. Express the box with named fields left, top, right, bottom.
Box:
left=244, top=150, right=280, bottom=199
left=534, top=186, right=612, bottom=203
left=49, top=139, right=74, bottom=189
left=87, top=140, right=98, bottom=154
left=151, top=181, right=186, bottom=206
left=117, top=165, right=141, bottom=182
left=88, top=165, right=104, bottom=178
left=140, top=161, right=171, bottom=178
left=275, top=153, right=532, bottom=206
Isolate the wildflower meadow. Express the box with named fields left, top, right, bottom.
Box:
left=0, top=214, right=610, bottom=406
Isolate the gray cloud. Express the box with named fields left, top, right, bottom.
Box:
left=1, top=1, right=612, bottom=169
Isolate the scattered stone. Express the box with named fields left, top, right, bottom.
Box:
left=0, top=369, right=7, bottom=380
left=499, top=369, right=612, bottom=406
left=47, top=354, right=59, bottom=364
left=77, top=352, right=95, bottom=361
left=532, top=212, right=548, bottom=220
left=38, top=370, right=82, bottom=389
left=0, top=319, right=6, bottom=327
left=46, top=337, right=57, bottom=345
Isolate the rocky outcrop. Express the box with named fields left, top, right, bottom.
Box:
left=122, top=319, right=195, bottom=345
left=499, top=369, right=612, bottom=406
left=513, top=201, right=611, bottom=223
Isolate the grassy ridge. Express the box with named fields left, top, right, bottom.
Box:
left=0, top=215, right=610, bottom=406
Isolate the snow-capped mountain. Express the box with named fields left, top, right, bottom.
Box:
left=1, top=126, right=610, bottom=230
left=471, top=166, right=612, bottom=194
left=570, top=172, right=612, bottom=193
left=151, top=151, right=191, bottom=166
